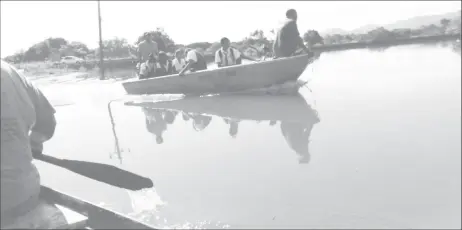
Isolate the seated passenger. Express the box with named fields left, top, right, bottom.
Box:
left=154, top=51, right=174, bottom=77
left=215, top=37, right=258, bottom=68
left=138, top=53, right=157, bottom=79
left=178, top=48, right=207, bottom=76
left=172, top=49, right=187, bottom=73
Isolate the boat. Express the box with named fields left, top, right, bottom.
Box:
left=122, top=53, right=319, bottom=95
left=124, top=93, right=319, bottom=124
left=36, top=185, right=157, bottom=229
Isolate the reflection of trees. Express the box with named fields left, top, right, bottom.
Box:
left=368, top=46, right=389, bottom=53
left=451, top=41, right=461, bottom=56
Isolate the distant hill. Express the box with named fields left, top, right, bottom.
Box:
left=383, top=10, right=461, bottom=30
left=319, top=28, right=349, bottom=36
left=350, top=24, right=381, bottom=34
left=323, top=10, right=461, bottom=35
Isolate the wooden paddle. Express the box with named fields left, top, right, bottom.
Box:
left=34, top=153, right=154, bottom=191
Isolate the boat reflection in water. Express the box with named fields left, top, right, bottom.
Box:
left=127, top=92, right=320, bottom=164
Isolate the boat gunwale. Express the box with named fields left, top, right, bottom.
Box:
left=122, top=54, right=312, bottom=85
left=40, top=186, right=157, bottom=229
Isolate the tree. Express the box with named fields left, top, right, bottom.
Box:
left=205, top=42, right=221, bottom=55
left=303, top=30, right=324, bottom=45
left=46, top=37, right=68, bottom=49
left=4, top=49, right=25, bottom=63
left=136, top=28, right=176, bottom=53
left=440, top=18, right=451, bottom=29
left=187, top=42, right=212, bottom=51
left=239, top=30, right=271, bottom=49
left=23, top=42, right=50, bottom=62
left=367, top=27, right=396, bottom=42
left=391, top=28, right=412, bottom=39
left=95, top=37, right=132, bottom=58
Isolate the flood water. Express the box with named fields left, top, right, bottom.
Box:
left=32, top=42, right=461, bottom=229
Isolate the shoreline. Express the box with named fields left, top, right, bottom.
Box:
left=18, top=33, right=461, bottom=78
left=311, top=33, right=461, bottom=53
left=202, top=33, right=461, bottom=61
left=66, top=33, right=462, bottom=66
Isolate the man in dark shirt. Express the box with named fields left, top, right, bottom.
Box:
left=273, top=9, right=311, bottom=58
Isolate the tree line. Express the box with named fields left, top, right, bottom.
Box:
left=3, top=17, right=460, bottom=64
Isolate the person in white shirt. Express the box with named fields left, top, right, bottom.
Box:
left=178, top=48, right=207, bottom=76
left=172, top=49, right=186, bottom=73
left=215, top=37, right=259, bottom=68
left=138, top=53, right=157, bottom=79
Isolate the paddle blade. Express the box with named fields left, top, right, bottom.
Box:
left=37, top=154, right=153, bottom=191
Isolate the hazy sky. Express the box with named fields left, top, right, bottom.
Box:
left=1, top=1, right=460, bottom=57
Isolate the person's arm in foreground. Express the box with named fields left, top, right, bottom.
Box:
left=18, top=72, right=57, bottom=155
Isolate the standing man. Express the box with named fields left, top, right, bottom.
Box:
left=273, top=9, right=311, bottom=58
left=1, top=60, right=65, bottom=228
left=137, top=32, right=159, bottom=63
left=215, top=37, right=258, bottom=68
left=178, top=48, right=207, bottom=76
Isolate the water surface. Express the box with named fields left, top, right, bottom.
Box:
left=34, top=42, right=461, bottom=229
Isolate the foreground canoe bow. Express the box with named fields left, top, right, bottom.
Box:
left=39, top=186, right=157, bottom=229
left=122, top=54, right=319, bottom=95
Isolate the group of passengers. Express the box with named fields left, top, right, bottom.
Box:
left=136, top=8, right=311, bottom=80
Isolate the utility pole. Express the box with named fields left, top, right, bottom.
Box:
left=97, top=0, right=105, bottom=80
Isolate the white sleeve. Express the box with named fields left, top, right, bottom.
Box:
left=139, top=63, right=148, bottom=75
left=186, top=51, right=198, bottom=63
left=234, top=49, right=242, bottom=58
left=215, top=50, right=221, bottom=64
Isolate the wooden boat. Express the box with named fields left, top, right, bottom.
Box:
left=122, top=54, right=319, bottom=95
left=35, top=185, right=157, bottom=229
left=125, top=93, right=319, bottom=124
